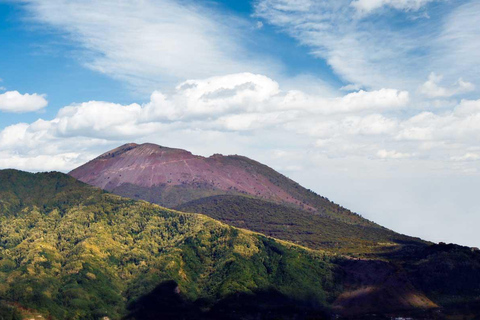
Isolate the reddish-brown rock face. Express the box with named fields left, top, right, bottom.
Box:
left=70, top=143, right=310, bottom=209
left=69, top=143, right=425, bottom=251
left=70, top=142, right=377, bottom=228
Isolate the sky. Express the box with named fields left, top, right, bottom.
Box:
left=0, top=0, right=479, bottom=247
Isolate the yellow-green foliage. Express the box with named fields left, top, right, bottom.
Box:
left=0, top=170, right=337, bottom=320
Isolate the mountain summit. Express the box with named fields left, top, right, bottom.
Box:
left=71, top=143, right=361, bottom=220
left=71, top=143, right=326, bottom=212
left=70, top=143, right=421, bottom=253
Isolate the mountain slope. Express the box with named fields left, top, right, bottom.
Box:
left=1, top=170, right=479, bottom=319
left=176, top=195, right=420, bottom=254
left=0, top=170, right=340, bottom=319
left=69, top=143, right=425, bottom=253
left=69, top=143, right=368, bottom=225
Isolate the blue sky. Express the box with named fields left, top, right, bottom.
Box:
left=0, top=2, right=133, bottom=127
left=0, top=0, right=348, bottom=130
left=1, top=0, right=479, bottom=246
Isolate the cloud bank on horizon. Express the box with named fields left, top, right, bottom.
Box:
left=0, top=0, right=479, bottom=246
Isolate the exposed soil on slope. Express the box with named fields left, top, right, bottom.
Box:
left=70, top=143, right=309, bottom=209
left=70, top=143, right=372, bottom=226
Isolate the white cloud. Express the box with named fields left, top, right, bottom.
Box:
left=351, top=0, right=438, bottom=14
left=451, top=153, right=480, bottom=162
left=420, top=72, right=475, bottom=98
left=0, top=152, right=83, bottom=172
left=433, top=2, right=480, bottom=88
left=255, top=0, right=480, bottom=97
left=138, top=74, right=408, bottom=125
left=0, top=73, right=475, bottom=177
left=20, top=0, right=276, bottom=93
left=163, top=73, right=281, bottom=119
left=304, top=114, right=398, bottom=140
left=0, top=73, right=410, bottom=170
left=254, top=0, right=432, bottom=90
left=1, top=72, right=477, bottom=175
left=376, top=149, right=411, bottom=159
left=330, top=89, right=409, bottom=113
left=340, top=83, right=363, bottom=91
left=396, top=99, right=480, bottom=143
left=0, top=91, right=48, bottom=113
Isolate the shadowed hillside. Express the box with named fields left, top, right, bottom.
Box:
left=176, top=195, right=424, bottom=255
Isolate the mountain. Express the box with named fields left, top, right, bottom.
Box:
left=0, top=170, right=337, bottom=319
left=70, top=143, right=424, bottom=254
left=1, top=170, right=480, bottom=319
left=69, top=143, right=364, bottom=223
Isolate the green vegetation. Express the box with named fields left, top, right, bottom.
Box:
left=0, top=301, right=21, bottom=320
left=2, top=169, right=480, bottom=319
left=176, top=195, right=425, bottom=255
left=0, top=170, right=101, bottom=216
left=0, top=170, right=338, bottom=319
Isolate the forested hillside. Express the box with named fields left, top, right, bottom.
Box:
left=0, top=170, right=338, bottom=319
left=1, top=170, right=480, bottom=319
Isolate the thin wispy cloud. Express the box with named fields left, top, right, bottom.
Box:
left=19, top=0, right=278, bottom=93
left=351, top=0, right=441, bottom=14
left=254, top=0, right=476, bottom=93
left=432, top=1, right=480, bottom=85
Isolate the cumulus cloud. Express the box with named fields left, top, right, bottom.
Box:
left=0, top=91, right=48, bottom=113
left=0, top=73, right=410, bottom=170
left=20, top=0, right=275, bottom=92
left=0, top=151, right=83, bottom=172
left=420, top=72, right=475, bottom=98
left=0, top=72, right=477, bottom=175
left=0, top=73, right=477, bottom=175
left=396, top=99, right=480, bottom=143
left=289, top=96, right=480, bottom=164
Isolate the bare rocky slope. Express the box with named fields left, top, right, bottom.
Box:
left=70, top=143, right=351, bottom=218
left=70, top=143, right=424, bottom=253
